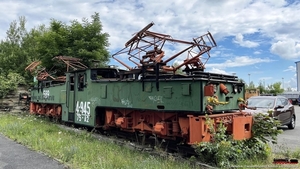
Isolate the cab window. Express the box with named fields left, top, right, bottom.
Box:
left=78, top=74, right=85, bottom=91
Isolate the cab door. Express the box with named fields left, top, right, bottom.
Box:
left=62, top=73, right=76, bottom=122
left=65, top=73, right=76, bottom=122
left=67, top=72, right=88, bottom=122
left=73, top=72, right=91, bottom=125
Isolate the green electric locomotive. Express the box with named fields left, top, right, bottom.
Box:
left=29, top=23, right=252, bottom=145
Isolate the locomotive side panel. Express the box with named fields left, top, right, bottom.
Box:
left=88, top=80, right=201, bottom=112
left=31, top=84, right=66, bottom=104
left=86, top=78, right=244, bottom=114
left=30, top=83, right=66, bottom=117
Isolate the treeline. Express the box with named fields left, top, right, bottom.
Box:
left=0, top=13, right=110, bottom=98
left=246, top=80, right=284, bottom=95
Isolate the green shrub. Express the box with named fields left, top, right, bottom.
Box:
left=194, top=113, right=282, bottom=168
left=0, top=72, right=25, bottom=98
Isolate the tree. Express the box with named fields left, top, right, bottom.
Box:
left=257, top=80, right=266, bottom=94
left=245, top=81, right=255, bottom=89
left=173, top=62, right=184, bottom=74
left=0, top=16, right=27, bottom=76
left=0, top=13, right=110, bottom=84
left=270, top=82, right=284, bottom=95
left=266, top=82, right=284, bottom=95
left=36, top=13, right=110, bottom=75
left=21, top=26, right=46, bottom=84
left=0, top=72, right=25, bottom=99
left=0, top=26, right=28, bottom=93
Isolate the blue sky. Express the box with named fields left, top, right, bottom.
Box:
left=0, top=0, right=300, bottom=90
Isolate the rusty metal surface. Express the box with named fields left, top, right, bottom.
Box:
left=25, top=62, right=55, bottom=81
left=112, top=22, right=217, bottom=73
left=25, top=61, right=42, bottom=72
left=26, top=56, right=87, bottom=82
left=52, top=56, right=88, bottom=71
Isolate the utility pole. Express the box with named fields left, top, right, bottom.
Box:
left=282, top=77, right=284, bottom=91
left=248, top=74, right=251, bottom=87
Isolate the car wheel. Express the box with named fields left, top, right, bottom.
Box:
left=288, top=115, right=296, bottom=129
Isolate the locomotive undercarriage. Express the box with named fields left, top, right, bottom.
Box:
left=29, top=102, right=62, bottom=118
left=29, top=102, right=252, bottom=145
left=28, top=102, right=252, bottom=157
left=99, top=107, right=252, bottom=145
left=102, top=108, right=182, bottom=142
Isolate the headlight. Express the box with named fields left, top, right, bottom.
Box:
left=234, top=86, right=238, bottom=93
left=232, top=84, right=238, bottom=94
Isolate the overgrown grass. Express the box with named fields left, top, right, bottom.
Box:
left=0, top=113, right=194, bottom=169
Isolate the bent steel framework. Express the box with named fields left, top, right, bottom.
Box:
left=112, top=22, right=216, bottom=73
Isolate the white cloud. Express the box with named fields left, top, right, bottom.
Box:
left=206, top=68, right=229, bottom=75
left=286, top=77, right=298, bottom=91
left=253, top=51, right=261, bottom=55
left=233, top=33, right=259, bottom=48
left=270, top=40, right=300, bottom=59
left=206, top=56, right=274, bottom=69
left=283, top=66, right=296, bottom=72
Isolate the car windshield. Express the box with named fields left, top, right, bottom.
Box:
left=247, top=98, right=275, bottom=108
